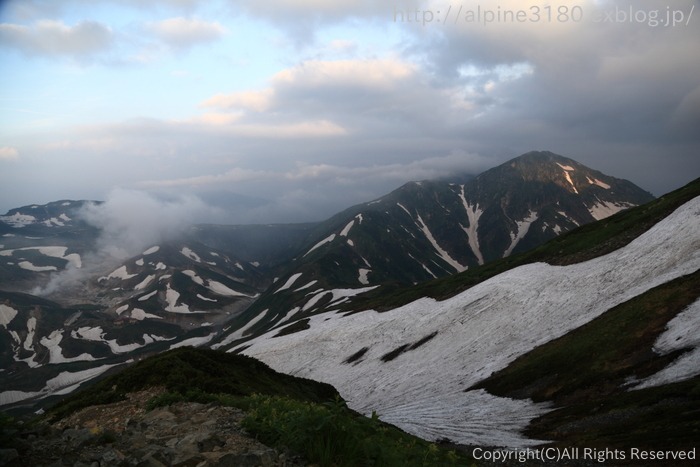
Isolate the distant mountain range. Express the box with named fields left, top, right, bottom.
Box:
left=6, top=150, right=696, bottom=455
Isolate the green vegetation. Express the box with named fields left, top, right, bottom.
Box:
left=148, top=391, right=470, bottom=467
left=47, top=347, right=338, bottom=422
left=240, top=394, right=468, bottom=467
left=45, top=347, right=473, bottom=466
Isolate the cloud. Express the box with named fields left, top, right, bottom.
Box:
left=148, top=17, right=226, bottom=48
left=80, top=188, right=222, bottom=259
left=0, top=20, right=112, bottom=58
left=202, top=89, right=275, bottom=112
left=0, top=147, right=19, bottom=161
left=235, top=0, right=423, bottom=43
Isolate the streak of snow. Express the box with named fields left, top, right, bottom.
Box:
left=170, top=333, right=216, bottom=349
left=212, top=309, right=268, bottom=349
left=208, top=280, right=248, bottom=297
left=503, top=211, right=539, bottom=258
left=181, top=247, right=201, bottom=262
left=340, top=220, right=354, bottom=237
left=304, top=234, right=336, bottom=257
left=134, top=274, right=156, bottom=290
left=415, top=213, right=467, bottom=273
left=0, top=390, right=42, bottom=405
left=459, top=186, right=484, bottom=265
left=154, top=262, right=167, bottom=270
left=19, top=261, right=57, bottom=272
left=633, top=298, right=700, bottom=389
left=396, top=203, right=412, bottom=217
left=408, top=252, right=436, bottom=278
left=275, top=273, right=303, bottom=294
left=138, top=290, right=157, bottom=301
left=303, top=290, right=331, bottom=311
left=243, top=196, right=700, bottom=447
left=556, top=162, right=575, bottom=171
left=294, top=280, right=317, bottom=292
left=275, top=307, right=300, bottom=327
left=197, top=294, right=217, bottom=302
left=115, top=304, right=128, bottom=315
left=130, top=308, right=162, bottom=320
left=586, top=176, right=611, bottom=189
left=44, top=365, right=120, bottom=393
left=562, top=170, right=578, bottom=194
left=143, top=246, right=160, bottom=255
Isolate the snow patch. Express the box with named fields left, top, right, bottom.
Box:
left=0, top=305, right=18, bottom=327
left=633, top=298, right=700, bottom=389
left=588, top=200, right=634, bottom=221
left=40, top=330, right=97, bottom=364
left=181, top=247, right=201, bottom=262
left=130, top=308, right=162, bottom=320
left=358, top=268, right=371, bottom=285
left=0, top=213, right=36, bottom=227
left=143, top=246, right=160, bottom=255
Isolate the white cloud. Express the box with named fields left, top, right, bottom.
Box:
left=148, top=17, right=226, bottom=48
left=273, top=58, right=415, bottom=89
left=202, top=89, right=274, bottom=112
left=0, top=147, right=19, bottom=161
left=0, top=20, right=112, bottom=58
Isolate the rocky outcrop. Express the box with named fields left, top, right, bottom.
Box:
left=6, top=390, right=303, bottom=467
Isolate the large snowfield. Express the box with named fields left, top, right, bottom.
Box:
left=242, top=196, right=700, bottom=447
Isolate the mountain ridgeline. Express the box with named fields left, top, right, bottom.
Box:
left=209, top=151, right=654, bottom=349
left=1, top=151, right=667, bottom=447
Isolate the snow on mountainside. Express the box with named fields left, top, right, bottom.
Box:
left=210, top=151, right=654, bottom=350
left=240, top=195, right=700, bottom=447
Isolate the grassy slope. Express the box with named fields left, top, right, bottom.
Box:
left=474, top=271, right=700, bottom=450
left=43, top=346, right=472, bottom=466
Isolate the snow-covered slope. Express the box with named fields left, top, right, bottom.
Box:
left=213, top=152, right=654, bottom=350
left=241, top=196, right=700, bottom=447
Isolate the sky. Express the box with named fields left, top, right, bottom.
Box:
left=1, top=0, right=699, bottom=224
